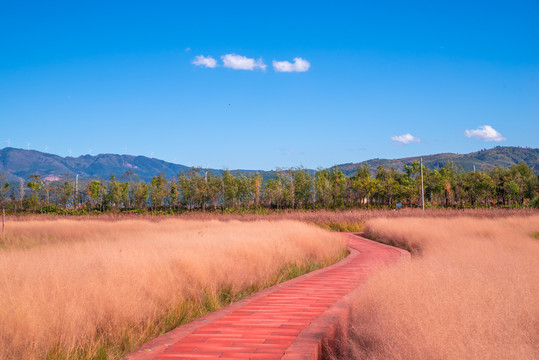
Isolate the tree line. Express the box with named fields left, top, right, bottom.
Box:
left=1, top=161, right=538, bottom=213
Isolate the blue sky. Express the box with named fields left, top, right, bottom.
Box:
left=1, top=1, right=538, bottom=170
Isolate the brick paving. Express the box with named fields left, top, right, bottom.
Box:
left=124, top=233, right=409, bottom=360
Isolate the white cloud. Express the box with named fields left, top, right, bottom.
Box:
left=273, top=57, right=311, bottom=72
left=391, top=133, right=421, bottom=145
left=464, top=125, right=506, bottom=142
left=192, top=55, right=217, bottom=68
left=221, top=54, right=266, bottom=71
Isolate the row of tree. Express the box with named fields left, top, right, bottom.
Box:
left=1, top=162, right=538, bottom=213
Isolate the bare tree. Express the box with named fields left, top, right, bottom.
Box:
left=18, top=179, right=25, bottom=210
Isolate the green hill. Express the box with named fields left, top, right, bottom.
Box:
left=337, top=146, right=539, bottom=176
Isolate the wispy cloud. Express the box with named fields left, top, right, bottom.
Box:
left=464, top=125, right=505, bottom=142
left=192, top=55, right=217, bottom=68
left=273, top=57, right=311, bottom=72
left=221, top=54, right=266, bottom=71
left=391, top=133, right=421, bottom=145
left=279, top=147, right=294, bottom=157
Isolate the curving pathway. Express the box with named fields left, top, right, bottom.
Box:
left=124, top=233, right=409, bottom=360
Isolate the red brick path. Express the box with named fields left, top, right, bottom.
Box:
left=124, top=233, right=409, bottom=360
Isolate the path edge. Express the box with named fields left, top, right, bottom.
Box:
left=282, top=233, right=411, bottom=360
left=124, top=232, right=410, bottom=360
left=123, top=236, right=360, bottom=359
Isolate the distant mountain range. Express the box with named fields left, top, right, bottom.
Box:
left=0, top=148, right=189, bottom=182
left=0, top=146, right=537, bottom=182
left=337, top=146, right=539, bottom=176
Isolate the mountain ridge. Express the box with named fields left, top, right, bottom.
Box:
left=337, top=146, right=539, bottom=176
left=0, top=146, right=537, bottom=182
left=0, top=148, right=190, bottom=182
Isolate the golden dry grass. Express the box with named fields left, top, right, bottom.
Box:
left=338, top=215, right=539, bottom=360
left=9, top=208, right=538, bottom=235
left=0, top=219, right=345, bottom=359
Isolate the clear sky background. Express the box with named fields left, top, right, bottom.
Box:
left=1, top=1, right=538, bottom=170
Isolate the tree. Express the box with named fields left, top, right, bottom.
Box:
left=178, top=169, right=197, bottom=209
left=272, top=169, right=293, bottom=208
left=453, top=171, right=468, bottom=208
left=263, top=179, right=277, bottom=208
left=466, top=171, right=494, bottom=206
left=107, top=174, right=124, bottom=210
left=222, top=170, right=239, bottom=208
left=168, top=178, right=179, bottom=211
left=351, top=166, right=376, bottom=208
left=314, top=169, right=331, bottom=208
left=510, top=162, right=535, bottom=205
left=0, top=174, right=10, bottom=210
left=253, top=173, right=263, bottom=208
left=490, top=167, right=512, bottom=205
left=131, top=181, right=149, bottom=209
left=267, top=169, right=292, bottom=209
left=120, top=182, right=129, bottom=209
left=179, top=167, right=215, bottom=210
left=121, top=170, right=148, bottom=210
left=86, top=179, right=107, bottom=211
left=59, top=181, right=72, bottom=209
left=121, top=170, right=137, bottom=209
left=329, top=166, right=347, bottom=208
left=43, top=180, right=52, bottom=207
left=425, top=169, right=445, bottom=204
left=206, top=172, right=222, bottom=210
left=374, top=166, right=399, bottom=206
left=393, top=171, right=415, bottom=206
left=439, top=162, right=458, bottom=206
left=197, top=170, right=210, bottom=211
left=291, top=167, right=313, bottom=208
left=27, top=174, right=44, bottom=210
left=236, top=175, right=254, bottom=208
left=149, top=172, right=168, bottom=209
left=52, top=174, right=74, bottom=210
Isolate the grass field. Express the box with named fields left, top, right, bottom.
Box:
left=0, top=219, right=346, bottom=359
left=2, top=209, right=538, bottom=359
left=331, top=215, right=539, bottom=360
left=8, top=207, right=537, bottom=234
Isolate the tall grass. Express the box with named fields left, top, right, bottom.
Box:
left=8, top=208, right=538, bottom=234
left=335, top=215, right=539, bottom=359
left=0, top=219, right=345, bottom=359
